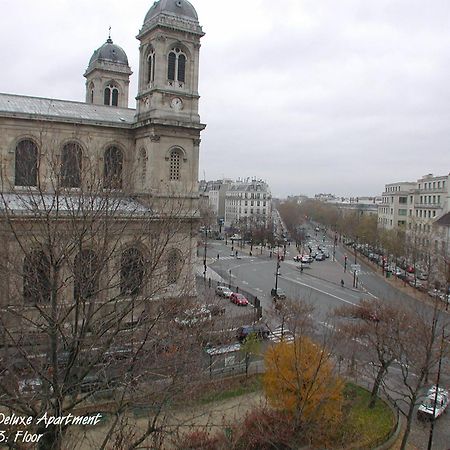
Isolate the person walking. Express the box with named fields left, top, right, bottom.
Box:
left=340, top=279, right=345, bottom=288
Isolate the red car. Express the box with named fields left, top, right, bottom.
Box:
left=230, top=293, right=249, bottom=306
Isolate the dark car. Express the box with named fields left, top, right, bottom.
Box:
left=315, top=253, right=325, bottom=261
left=237, top=324, right=270, bottom=342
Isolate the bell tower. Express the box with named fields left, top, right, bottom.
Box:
left=135, top=0, right=204, bottom=123
left=84, top=36, right=132, bottom=108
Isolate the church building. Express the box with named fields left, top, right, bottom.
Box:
left=0, top=0, right=205, bottom=318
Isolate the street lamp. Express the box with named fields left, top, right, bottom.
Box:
left=274, top=255, right=281, bottom=291
left=427, top=257, right=449, bottom=450
left=203, top=228, right=208, bottom=278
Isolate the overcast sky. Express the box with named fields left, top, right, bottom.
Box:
left=1, top=0, right=449, bottom=197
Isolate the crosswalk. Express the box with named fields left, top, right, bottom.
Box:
left=218, top=255, right=253, bottom=261
left=269, top=326, right=294, bottom=343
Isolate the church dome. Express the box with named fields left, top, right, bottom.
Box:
left=144, top=0, right=199, bottom=24
left=88, top=38, right=129, bottom=67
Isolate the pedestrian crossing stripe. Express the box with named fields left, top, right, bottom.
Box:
left=219, top=255, right=253, bottom=260
left=269, top=326, right=294, bottom=343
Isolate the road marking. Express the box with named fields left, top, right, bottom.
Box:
left=281, top=275, right=358, bottom=306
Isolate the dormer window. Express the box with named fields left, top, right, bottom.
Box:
left=167, top=48, right=186, bottom=87
left=104, top=84, right=119, bottom=106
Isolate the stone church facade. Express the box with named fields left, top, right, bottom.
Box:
left=0, top=0, right=205, bottom=318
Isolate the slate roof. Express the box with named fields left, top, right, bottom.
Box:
left=0, top=93, right=136, bottom=127
left=0, top=192, right=152, bottom=217
left=435, top=212, right=450, bottom=227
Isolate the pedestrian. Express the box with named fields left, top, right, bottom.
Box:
left=217, top=253, right=220, bottom=260
left=235, top=250, right=238, bottom=257
left=340, top=279, right=344, bottom=288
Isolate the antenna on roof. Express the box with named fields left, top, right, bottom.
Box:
left=107, top=26, right=113, bottom=43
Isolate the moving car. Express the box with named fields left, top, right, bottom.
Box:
left=315, top=253, right=326, bottom=261
left=237, top=324, right=270, bottom=342
left=230, top=293, right=249, bottom=306
left=418, top=386, right=449, bottom=420
left=215, top=285, right=233, bottom=298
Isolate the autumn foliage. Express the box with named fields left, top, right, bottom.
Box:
left=263, top=337, right=344, bottom=443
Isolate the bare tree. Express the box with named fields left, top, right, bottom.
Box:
left=0, top=131, right=208, bottom=449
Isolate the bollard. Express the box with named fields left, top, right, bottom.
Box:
left=208, top=277, right=211, bottom=288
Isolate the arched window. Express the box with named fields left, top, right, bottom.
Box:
left=169, top=149, right=182, bottom=181
left=167, top=48, right=186, bottom=85
left=61, top=142, right=82, bottom=188
left=121, top=248, right=144, bottom=296
left=167, top=249, right=182, bottom=285
left=23, top=251, right=50, bottom=304
left=147, top=49, right=155, bottom=84
left=74, top=250, right=99, bottom=301
left=89, top=82, right=95, bottom=104
left=104, top=146, right=123, bottom=189
left=15, top=139, right=38, bottom=187
left=104, top=84, right=119, bottom=106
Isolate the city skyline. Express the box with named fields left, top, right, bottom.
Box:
left=1, top=0, right=448, bottom=197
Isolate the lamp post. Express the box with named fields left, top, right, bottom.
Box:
left=333, top=233, right=337, bottom=261
left=353, top=237, right=358, bottom=288
left=427, top=257, right=449, bottom=450
left=274, top=255, right=281, bottom=292
left=203, top=228, right=208, bottom=278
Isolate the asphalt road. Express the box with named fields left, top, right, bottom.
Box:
left=204, top=234, right=450, bottom=450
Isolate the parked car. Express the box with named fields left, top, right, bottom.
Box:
left=215, top=285, right=233, bottom=298
left=271, top=288, right=286, bottom=299
left=237, top=324, right=270, bottom=342
left=230, top=293, right=249, bottom=306
left=418, top=386, right=449, bottom=420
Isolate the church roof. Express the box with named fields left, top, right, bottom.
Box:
left=144, top=0, right=198, bottom=23
left=88, top=38, right=129, bottom=67
left=0, top=192, right=153, bottom=217
left=0, top=93, right=135, bottom=127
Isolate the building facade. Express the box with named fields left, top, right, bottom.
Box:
left=378, top=182, right=416, bottom=229
left=224, top=179, right=272, bottom=227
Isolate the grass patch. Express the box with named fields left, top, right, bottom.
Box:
left=198, top=375, right=262, bottom=405
left=339, top=383, right=396, bottom=449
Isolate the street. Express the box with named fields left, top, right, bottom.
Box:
left=204, top=233, right=450, bottom=450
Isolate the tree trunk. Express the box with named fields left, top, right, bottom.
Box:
left=400, top=395, right=417, bottom=450
left=369, top=366, right=387, bottom=408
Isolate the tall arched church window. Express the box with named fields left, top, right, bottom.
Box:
left=61, top=142, right=82, bottom=188
left=89, top=82, right=95, bottom=104
left=15, top=139, right=38, bottom=187
left=74, top=249, right=99, bottom=301
left=167, top=249, right=182, bottom=285
left=23, top=250, right=50, bottom=304
left=147, top=49, right=155, bottom=83
left=120, top=248, right=144, bottom=296
left=169, top=149, right=182, bottom=181
left=104, top=146, right=123, bottom=189
left=167, top=48, right=186, bottom=86
left=104, top=84, right=119, bottom=106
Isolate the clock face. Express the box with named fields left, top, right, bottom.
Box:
left=170, top=97, right=183, bottom=111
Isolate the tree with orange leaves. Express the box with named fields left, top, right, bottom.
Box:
left=263, top=336, right=344, bottom=445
